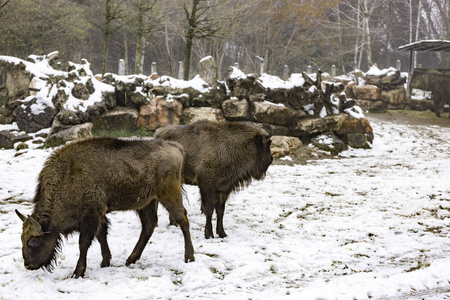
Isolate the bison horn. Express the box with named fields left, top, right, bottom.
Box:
left=15, top=209, right=27, bottom=222
left=29, top=216, right=43, bottom=236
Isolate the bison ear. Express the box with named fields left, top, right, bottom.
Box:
left=15, top=209, right=27, bottom=222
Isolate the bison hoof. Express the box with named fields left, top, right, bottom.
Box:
left=217, top=231, right=227, bottom=238
left=125, top=260, right=134, bottom=267
left=71, top=271, right=85, bottom=278
left=185, top=256, right=195, bottom=263
left=100, top=260, right=110, bottom=268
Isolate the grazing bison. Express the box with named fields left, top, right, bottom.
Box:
left=16, top=137, right=195, bottom=278
left=429, top=77, right=450, bottom=118
left=155, top=120, right=273, bottom=239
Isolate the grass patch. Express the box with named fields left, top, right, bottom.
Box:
left=92, top=127, right=154, bottom=138
left=390, top=109, right=440, bottom=120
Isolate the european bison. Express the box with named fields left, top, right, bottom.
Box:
left=154, top=120, right=273, bottom=239
left=16, top=137, right=195, bottom=278
left=429, top=77, right=450, bottom=118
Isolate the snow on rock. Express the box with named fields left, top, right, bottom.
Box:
left=149, top=75, right=210, bottom=93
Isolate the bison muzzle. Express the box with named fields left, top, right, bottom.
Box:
left=16, top=137, right=195, bottom=278
left=155, top=120, right=273, bottom=239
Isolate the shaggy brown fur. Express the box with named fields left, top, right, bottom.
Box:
left=429, top=77, right=450, bottom=118
left=16, top=137, right=195, bottom=278
left=155, top=120, right=273, bottom=239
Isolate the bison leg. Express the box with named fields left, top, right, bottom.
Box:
left=200, top=187, right=216, bottom=239
left=215, top=201, right=228, bottom=238
left=73, top=216, right=101, bottom=278
left=96, top=219, right=111, bottom=268
left=126, top=200, right=159, bottom=266
left=161, top=200, right=195, bottom=263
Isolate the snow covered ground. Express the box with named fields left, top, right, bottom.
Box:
left=0, top=116, right=449, bottom=300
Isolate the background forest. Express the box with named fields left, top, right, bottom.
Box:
left=0, top=0, right=449, bottom=80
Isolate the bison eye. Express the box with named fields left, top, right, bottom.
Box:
left=27, top=237, right=42, bottom=248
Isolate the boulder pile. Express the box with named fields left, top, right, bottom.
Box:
left=0, top=53, right=374, bottom=156
left=338, top=66, right=407, bottom=112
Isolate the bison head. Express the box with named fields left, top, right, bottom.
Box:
left=16, top=210, right=60, bottom=271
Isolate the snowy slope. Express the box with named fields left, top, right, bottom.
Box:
left=0, top=116, right=449, bottom=300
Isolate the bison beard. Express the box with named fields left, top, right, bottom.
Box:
left=155, top=120, right=273, bottom=239
left=16, top=137, right=195, bottom=278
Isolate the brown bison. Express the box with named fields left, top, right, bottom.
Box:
left=429, top=77, right=450, bottom=118
left=16, top=137, right=195, bottom=278
left=154, top=120, right=273, bottom=239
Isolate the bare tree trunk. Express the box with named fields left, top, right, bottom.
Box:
left=362, top=0, right=373, bottom=67
left=184, top=32, right=194, bottom=80
left=102, top=32, right=110, bottom=75
left=123, top=35, right=128, bottom=75
left=163, top=14, right=173, bottom=76
left=414, top=0, right=422, bottom=68
left=135, top=8, right=145, bottom=74
left=354, top=0, right=361, bottom=69
left=409, top=0, right=413, bottom=43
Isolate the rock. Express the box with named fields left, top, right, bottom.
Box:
left=0, top=131, right=32, bottom=149
left=0, top=114, right=14, bottom=124
left=16, top=142, right=28, bottom=150
left=115, top=80, right=150, bottom=108
left=198, top=56, right=218, bottom=88
left=3, top=63, right=32, bottom=102
left=91, top=107, right=139, bottom=131
left=222, top=98, right=250, bottom=120
left=56, top=108, right=85, bottom=125
left=271, top=135, right=302, bottom=154
left=244, top=122, right=291, bottom=136
left=344, top=81, right=356, bottom=99
left=191, top=88, right=224, bottom=108
left=387, top=103, right=405, bottom=110
left=52, top=88, right=69, bottom=109
left=232, top=76, right=265, bottom=100
left=406, top=99, right=435, bottom=111
left=364, top=68, right=406, bottom=89
left=335, top=117, right=373, bottom=149
left=251, top=101, right=298, bottom=126
left=271, top=146, right=290, bottom=158
left=292, top=113, right=347, bottom=137
left=335, top=117, right=373, bottom=135
left=149, top=73, right=159, bottom=80
left=136, top=97, right=183, bottom=130
left=354, top=99, right=386, bottom=112
left=381, top=86, right=405, bottom=105
left=266, top=87, right=313, bottom=110
left=14, top=97, right=57, bottom=133
left=352, top=85, right=380, bottom=100
left=46, top=122, right=93, bottom=147
left=181, top=107, right=225, bottom=124
left=48, top=118, right=72, bottom=137
left=72, top=82, right=91, bottom=100
left=340, top=132, right=372, bottom=149
left=311, top=131, right=348, bottom=156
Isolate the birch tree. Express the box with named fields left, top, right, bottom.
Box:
left=89, top=0, right=127, bottom=75
left=181, top=0, right=225, bottom=80
left=128, top=0, right=160, bottom=74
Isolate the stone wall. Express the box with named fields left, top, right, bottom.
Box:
left=339, top=66, right=407, bottom=112
left=0, top=53, right=373, bottom=155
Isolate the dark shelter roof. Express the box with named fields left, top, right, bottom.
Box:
left=399, top=40, right=450, bottom=52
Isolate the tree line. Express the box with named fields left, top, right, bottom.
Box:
left=0, top=0, right=448, bottom=80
